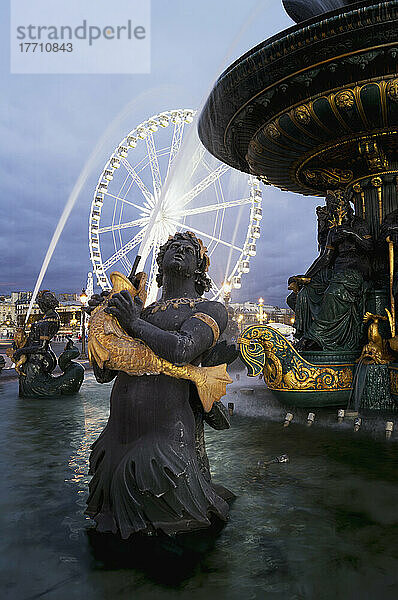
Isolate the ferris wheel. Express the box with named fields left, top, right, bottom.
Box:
left=89, top=109, right=262, bottom=304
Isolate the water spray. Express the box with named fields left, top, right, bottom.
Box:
left=24, top=86, right=175, bottom=324
left=258, top=454, right=289, bottom=468
left=307, top=412, right=315, bottom=427
left=385, top=421, right=394, bottom=440
left=283, top=412, right=293, bottom=427
left=265, top=454, right=289, bottom=465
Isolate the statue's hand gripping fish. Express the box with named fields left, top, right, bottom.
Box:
left=88, top=272, right=232, bottom=412
left=6, top=328, right=27, bottom=375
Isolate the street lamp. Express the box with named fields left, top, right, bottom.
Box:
left=223, top=281, right=232, bottom=307
left=237, top=313, right=244, bottom=333
left=258, top=297, right=267, bottom=325
left=79, top=289, right=88, bottom=359
left=70, top=312, right=78, bottom=335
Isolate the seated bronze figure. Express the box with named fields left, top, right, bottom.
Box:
left=288, top=191, right=373, bottom=352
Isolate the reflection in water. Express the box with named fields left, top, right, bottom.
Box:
left=0, top=373, right=397, bottom=599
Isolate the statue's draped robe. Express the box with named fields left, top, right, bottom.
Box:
left=294, top=217, right=371, bottom=351
left=86, top=301, right=230, bottom=538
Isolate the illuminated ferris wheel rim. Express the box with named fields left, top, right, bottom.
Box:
left=89, top=108, right=263, bottom=302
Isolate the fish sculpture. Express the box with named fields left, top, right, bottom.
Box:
left=6, top=327, right=27, bottom=375
left=88, top=271, right=232, bottom=412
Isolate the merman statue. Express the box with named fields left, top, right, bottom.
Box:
left=7, top=291, right=84, bottom=398
left=86, top=231, right=234, bottom=539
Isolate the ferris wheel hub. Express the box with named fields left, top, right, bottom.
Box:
left=89, top=109, right=262, bottom=300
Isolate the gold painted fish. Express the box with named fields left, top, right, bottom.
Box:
left=6, top=327, right=27, bottom=375
left=88, top=272, right=232, bottom=412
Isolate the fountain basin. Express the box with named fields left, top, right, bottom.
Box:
left=1, top=373, right=398, bottom=598
left=198, top=0, right=398, bottom=196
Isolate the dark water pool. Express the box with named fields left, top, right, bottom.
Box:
left=0, top=373, right=397, bottom=600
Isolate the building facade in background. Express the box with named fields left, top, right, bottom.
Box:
left=0, top=291, right=85, bottom=337
left=230, top=301, right=295, bottom=331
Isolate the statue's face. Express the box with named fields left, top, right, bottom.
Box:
left=37, top=293, right=56, bottom=313
left=37, top=297, right=46, bottom=313
left=162, top=239, right=198, bottom=278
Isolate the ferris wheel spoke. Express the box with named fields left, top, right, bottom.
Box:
left=98, top=217, right=149, bottom=234
left=102, top=229, right=146, bottom=271
left=188, top=145, right=206, bottom=179
left=170, top=221, right=243, bottom=253
left=120, top=158, right=154, bottom=205
left=146, top=133, right=162, bottom=201
left=149, top=237, right=159, bottom=276
left=177, top=165, right=230, bottom=209
left=165, top=121, right=185, bottom=181
left=164, top=221, right=177, bottom=238
left=104, top=190, right=150, bottom=214
left=146, top=240, right=161, bottom=304
left=179, top=197, right=252, bottom=218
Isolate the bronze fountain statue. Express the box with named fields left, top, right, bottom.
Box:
left=86, top=231, right=235, bottom=539
left=198, top=0, right=398, bottom=409
left=7, top=291, right=84, bottom=398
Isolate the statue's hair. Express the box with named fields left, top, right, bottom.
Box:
left=36, top=290, right=59, bottom=311
left=156, top=231, right=212, bottom=296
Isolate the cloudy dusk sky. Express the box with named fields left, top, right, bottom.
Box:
left=0, top=0, right=320, bottom=306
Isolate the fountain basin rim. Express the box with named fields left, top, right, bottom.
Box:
left=215, top=0, right=378, bottom=85
left=198, top=0, right=398, bottom=180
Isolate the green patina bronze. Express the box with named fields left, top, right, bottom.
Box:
left=353, top=364, right=395, bottom=410
left=239, top=325, right=356, bottom=407
left=200, top=1, right=398, bottom=408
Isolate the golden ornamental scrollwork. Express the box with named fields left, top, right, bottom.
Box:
left=359, top=313, right=394, bottom=365
left=338, top=368, right=353, bottom=388
left=304, top=168, right=353, bottom=187
left=247, top=76, right=398, bottom=194
left=371, top=176, right=383, bottom=188
left=251, top=139, right=264, bottom=155
left=335, top=89, right=355, bottom=110
left=358, top=139, right=389, bottom=172
left=262, top=341, right=283, bottom=388
left=389, top=368, right=398, bottom=395
left=386, top=78, right=398, bottom=102
left=283, top=366, right=338, bottom=390
left=264, top=123, right=280, bottom=139
left=238, top=325, right=354, bottom=392
left=293, top=105, right=311, bottom=125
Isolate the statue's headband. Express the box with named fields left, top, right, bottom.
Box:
left=187, top=231, right=210, bottom=271
left=167, top=231, right=210, bottom=272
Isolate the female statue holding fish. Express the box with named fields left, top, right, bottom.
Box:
left=86, top=232, right=233, bottom=538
